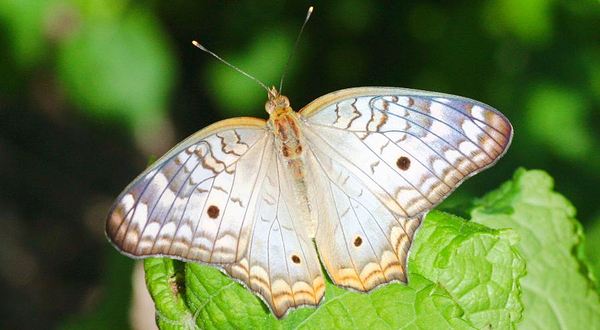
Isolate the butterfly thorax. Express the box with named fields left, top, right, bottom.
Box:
left=265, top=90, right=305, bottom=164
left=269, top=104, right=305, bottom=177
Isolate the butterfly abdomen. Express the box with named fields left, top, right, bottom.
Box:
left=268, top=105, right=319, bottom=237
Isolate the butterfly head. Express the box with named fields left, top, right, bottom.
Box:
left=265, top=87, right=291, bottom=114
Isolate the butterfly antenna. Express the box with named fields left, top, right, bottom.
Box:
left=192, top=40, right=275, bottom=98
left=278, top=6, right=313, bottom=94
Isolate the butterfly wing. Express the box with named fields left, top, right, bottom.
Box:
left=302, top=145, right=423, bottom=291
left=106, top=117, right=324, bottom=317
left=106, top=118, right=272, bottom=265
left=299, top=87, right=512, bottom=290
left=224, top=147, right=324, bottom=318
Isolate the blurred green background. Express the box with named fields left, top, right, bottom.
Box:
left=0, top=0, right=598, bottom=329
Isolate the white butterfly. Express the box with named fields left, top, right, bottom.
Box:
left=106, top=85, right=512, bottom=318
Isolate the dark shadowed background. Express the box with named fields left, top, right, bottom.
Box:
left=0, top=0, right=598, bottom=329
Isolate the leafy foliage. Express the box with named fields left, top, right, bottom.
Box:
left=473, top=169, right=600, bottom=329
left=145, top=209, right=525, bottom=329
left=143, top=169, right=600, bottom=329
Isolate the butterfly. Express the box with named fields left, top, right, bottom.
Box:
left=106, top=83, right=512, bottom=318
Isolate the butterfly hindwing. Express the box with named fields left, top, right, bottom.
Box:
left=304, top=147, right=423, bottom=291
left=224, top=141, right=325, bottom=317
left=106, top=118, right=271, bottom=264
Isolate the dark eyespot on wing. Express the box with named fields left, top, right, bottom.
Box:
left=291, top=254, right=301, bottom=264
left=207, top=205, right=220, bottom=219
left=396, top=156, right=411, bottom=171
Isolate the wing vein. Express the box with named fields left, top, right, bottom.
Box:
left=276, top=158, right=297, bottom=307
left=277, top=156, right=318, bottom=298
left=305, top=128, right=411, bottom=215
left=235, top=135, right=271, bottom=261
left=329, top=179, right=364, bottom=290
left=310, top=122, right=476, bottom=175
left=163, top=151, right=210, bottom=254
left=265, top=180, right=282, bottom=309
left=306, top=148, right=366, bottom=289
left=347, top=196, right=387, bottom=281
left=373, top=99, right=492, bottom=161
left=382, top=99, right=495, bottom=160
left=135, top=143, right=202, bottom=250
left=427, top=97, right=510, bottom=141
left=350, top=131, right=439, bottom=203
left=208, top=160, right=239, bottom=261
left=378, top=131, right=452, bottom=190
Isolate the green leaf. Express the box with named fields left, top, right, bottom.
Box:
left=586, top=219, right=600, bottom=286
left=144, top=258, right=196, bottom=329
left=144, top=210, right=525, bottom=329
left=472, top=168, right=600, bottom=329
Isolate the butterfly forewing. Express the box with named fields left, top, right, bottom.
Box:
left=300, top=87, right=512, bottom=218
left=106, top=118, right=270, bottom=264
